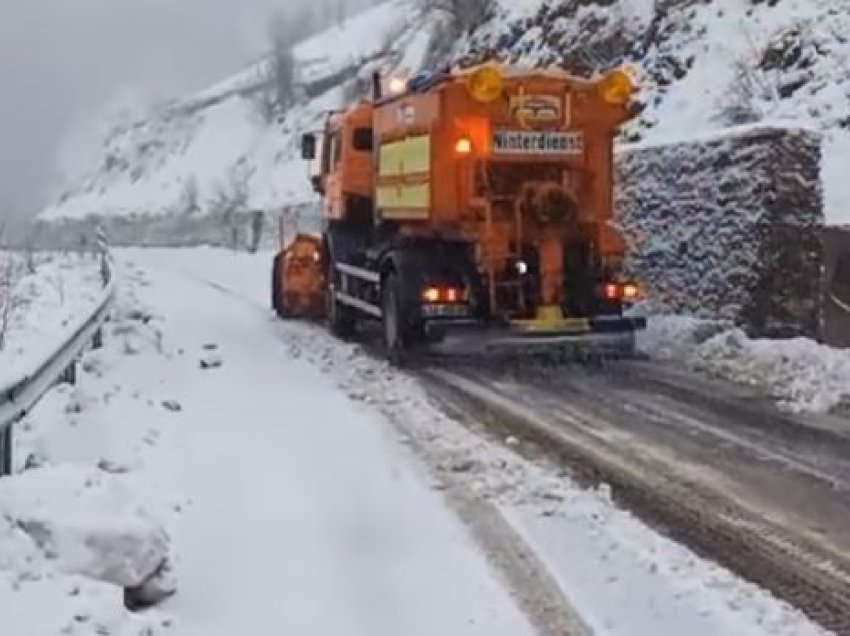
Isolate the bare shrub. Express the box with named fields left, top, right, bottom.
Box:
left=0, top=225, right=27, bottom=351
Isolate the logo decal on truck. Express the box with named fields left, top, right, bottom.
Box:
left=493, top=130, right=584, bottom=155
left=510, top=95, right=562, bottom=123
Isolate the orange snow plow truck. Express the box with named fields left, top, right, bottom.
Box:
left=271, top=63, right=646, bottom=359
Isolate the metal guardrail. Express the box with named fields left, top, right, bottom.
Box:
left=0, top=242, right=115, bottom=476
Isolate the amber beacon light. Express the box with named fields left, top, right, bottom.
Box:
left=466, top=64, right=504, bottom=103
left=599, top=68, right=636, bottom=106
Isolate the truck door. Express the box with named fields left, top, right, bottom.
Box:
left=324, top=130, right=344, bottom=220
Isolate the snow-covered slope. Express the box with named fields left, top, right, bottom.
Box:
left=41, top=0, right=430, bottom=222
left=43, top=0, right=850, bottom=225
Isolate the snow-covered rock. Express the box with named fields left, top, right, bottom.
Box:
left=0, top=464, right=173, bottom=594
left=0, top=467, right=173, bottom=634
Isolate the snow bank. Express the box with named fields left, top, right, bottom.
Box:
left=0, top=252, right=104, bottom=389
left=1, top=256, right=185, bottom=634
left=639, top=314, right=850, bottom=413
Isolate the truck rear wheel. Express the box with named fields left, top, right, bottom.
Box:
left=382, top=271, right=409, bottom=364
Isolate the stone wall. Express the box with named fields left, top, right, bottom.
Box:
left=615, top=125, right=825, bottom=338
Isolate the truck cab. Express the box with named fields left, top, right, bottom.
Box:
left=303, top=103, right=374, bottom=226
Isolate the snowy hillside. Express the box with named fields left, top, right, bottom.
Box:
left=41, top=0, right=432, bottom=222
left=455, top=0, right=850, bottom=224
left=42, top=0, right=850, bottom=224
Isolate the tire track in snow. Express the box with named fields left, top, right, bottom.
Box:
left=417, top=365, right=850, bottom=635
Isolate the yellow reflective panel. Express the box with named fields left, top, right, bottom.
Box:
left=378, top=135, right=431, bottom=177
left=376, top=183, right=430, bottom=210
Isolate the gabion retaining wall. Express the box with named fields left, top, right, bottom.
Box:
left=823, top=226, right=850, bottom=347
left=615, top=125, right=825, bottom=338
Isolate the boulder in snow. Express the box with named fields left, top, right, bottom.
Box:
left=0, top=465, right=174, bottom=601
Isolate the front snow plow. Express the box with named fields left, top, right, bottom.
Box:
left=271, top=233, right=325, bottom=320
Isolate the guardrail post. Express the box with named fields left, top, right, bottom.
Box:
left=60, top=359, right=78, bottom=386
left=0, top=424, right=12, bottom=477
left=96, top=224, right=109, bottom=286
left=92, top=326, right=104, bottom=350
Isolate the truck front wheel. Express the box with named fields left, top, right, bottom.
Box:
left=326, top=271, right=356, bottom=339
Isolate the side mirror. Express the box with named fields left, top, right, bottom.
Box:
left=301, top=133, right=316, bottom=160
left=310, top=175, right=323, bottom=194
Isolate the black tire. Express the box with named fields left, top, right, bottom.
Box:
left=326, top=265, right=356, bottom=338
left=271, top=254, right=288, bottom=319
left=381, top=271, right=409, bottom=365
left=323, top=227, right=359, bottom=339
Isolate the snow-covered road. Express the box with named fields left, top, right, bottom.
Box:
left=5, top=247, right=835, bottom=636
left=101, top=250, right=534, bottom=635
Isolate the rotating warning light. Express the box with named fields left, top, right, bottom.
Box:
left=467, top=64, right=504, bottom=103
left=599, top=68, right=636, bottom=106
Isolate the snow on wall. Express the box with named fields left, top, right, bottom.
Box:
left=616, top=124, right=825, bottom=338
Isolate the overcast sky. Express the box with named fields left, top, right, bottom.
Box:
left=0, top=0, right=362, bottom=223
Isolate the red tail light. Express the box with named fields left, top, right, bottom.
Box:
left=421, top=285, right=465, bottom=304
left=599, top=282, right=640, bottom=301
